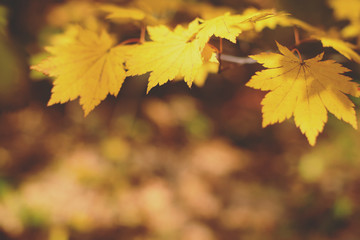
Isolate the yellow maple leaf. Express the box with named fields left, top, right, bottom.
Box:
left=311, top=31, right=360, bottom=64
left=287, top=18, right=322, bottom=33
left=126, top=20, right=214, bottom=93
left=317, top=36, right=360, bottom=63
left=196, top=11, right=275, bottom=48
left=193, top=44, right=219, bottom=87
left=342, top=23, right=360, bottom=38
left=133, top=0, right=180, bottom=17
left=31, top=26, right=129, bottom=116
left=184, top=2, right=234, bottom=20
left=286, top=18, right=360, bottom=64
left=240, top=8, right=292, bottom=32
left=327, top=0, right=360, bottom=37
left=328, top=0, right=360, bottom=22
left=246, top=42, right=360, bottom=145
left=46, top=1, right=98, bottom=30
left=196, top=13, right=244, bottom=47
left=100, top=0, right=181, bottom=25
left=126, top=10, right=276, bottom=92
left=192, top=62, right=219, bottom=87
left=175, top=43, right=219, bottom=87
left=100, top=4, right=146, bottom=22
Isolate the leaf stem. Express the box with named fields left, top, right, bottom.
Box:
left=291, top=48, right=303, bottom=62
left=291, top=26, right=319, bottom=50
left=118, top=38, right=141, bottom=46
left=140, top=24, right=146, bottom=43
left=117, top=24, right=146, bottom=46
left=294, top=26, right=300, bottom=46
left=219, top=37, right=223, bottom=54
left=290, top=38, right=318, bottom=49
left=207, top=43, right=220, bottom=53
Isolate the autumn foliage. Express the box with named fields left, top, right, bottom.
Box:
left=4, top=1, right=360, bottom=240
left=31, top=0, right=360, bottom=146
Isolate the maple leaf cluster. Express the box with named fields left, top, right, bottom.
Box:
left=32, top=3, right=275, bottom=115
left=31, top=0, right=360, bottom=146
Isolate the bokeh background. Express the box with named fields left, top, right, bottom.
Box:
left=1, top=0, right=360, bottom=239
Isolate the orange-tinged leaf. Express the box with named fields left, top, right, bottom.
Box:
left=247, top=42, right=359, bottom=146
left=31, top=26, right=129, bottom=116
left=126, top=20, right=217, bottom=93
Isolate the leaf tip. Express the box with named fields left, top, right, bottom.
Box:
left=261, top=119, right=270, bottom=128
left=82, top=105, right=95, bottom=118
left=146, top=85, right=152, bottom=94
left=308, top=138, right=316, bottom=146
left=47, top=97, right=57, bottom=107
left=351, top=119, right=358, bottom=130
left=187, top=80, right=193, bottom=88
left=305, top=131, right=318, bottom=146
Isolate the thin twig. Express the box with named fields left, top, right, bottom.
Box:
left=218, top=38, right=223, bottom=73
left=220, top=54, right=257, bottom=64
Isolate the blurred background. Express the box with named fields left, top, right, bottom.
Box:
left=1, top=0, right=360, bottom=239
